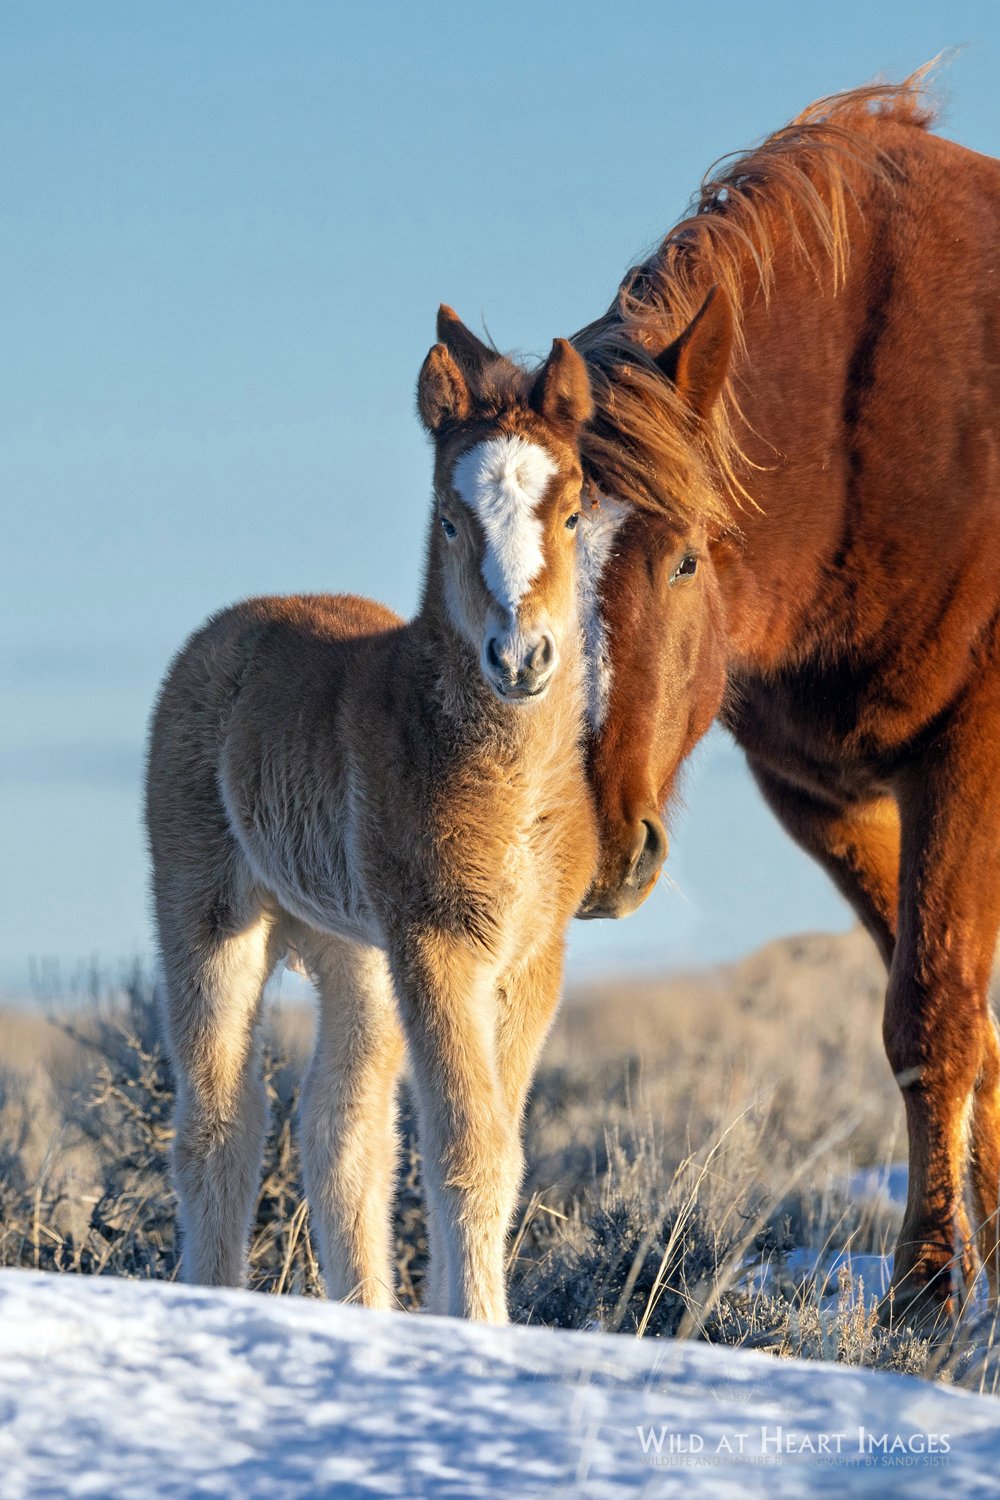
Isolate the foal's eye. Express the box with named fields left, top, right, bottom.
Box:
left=440, top=515, right=457, bottom=540
left=565, top=513, right=580, bottom=532
left=670, top=553, right=698, bottom=582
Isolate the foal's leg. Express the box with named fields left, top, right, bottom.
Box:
left=494, top=936, right=566, bottom=1124
left=491, top=938, right=566, bottom=1287
left=748, top=759, right=899, bottom=967
left=885, top=712, right=1000, bottom=1323
left=297, top=935, right=405, bottom=1309
left=391, top=933, right=518, bottom=1323
left=159, top=895, right=282, bottom=1286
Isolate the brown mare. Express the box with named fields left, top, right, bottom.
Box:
left=557, top=69, right=999, bottom=1325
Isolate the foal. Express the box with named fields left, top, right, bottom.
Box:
left=145, top=316, right=598, bottom=1321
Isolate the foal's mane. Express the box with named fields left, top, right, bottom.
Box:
left=573, top=65, right=938, bottom=527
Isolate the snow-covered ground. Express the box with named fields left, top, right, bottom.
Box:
left=1, top=1271, right=999, bottom=1498
left=746, top=1162, right=909, bottom=1304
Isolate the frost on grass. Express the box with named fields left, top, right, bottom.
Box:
left=3, top=928, right=1000, bottom=1394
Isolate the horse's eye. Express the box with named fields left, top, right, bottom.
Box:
left=565, top=512, right=580, bottom=532
left=671, top=553, right=698, bottom=582
left=440, top=515, right=457, bottom=540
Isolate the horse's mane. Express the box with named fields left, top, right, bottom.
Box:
left=573, top=64, right=939, bottom=527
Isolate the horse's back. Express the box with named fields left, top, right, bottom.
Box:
left=145, top=592, right=405, bottom=926
left=149, top=591, right=402, bottom=744
left=170, top=592, right=403, bottom=686
left=886, top=120, right=1000, bottom=391
left=726, top=116, right=1000, bottom=785
left=849, top=120, right=1000, bottom=623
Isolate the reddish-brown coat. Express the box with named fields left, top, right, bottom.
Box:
left=574, top=71, right=1000, bottom=1324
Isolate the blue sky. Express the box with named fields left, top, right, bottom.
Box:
left=2, top=2, right=998, bottom=998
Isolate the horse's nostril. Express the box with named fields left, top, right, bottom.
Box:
left=632, top=818, right=668, bottom=889
left=486, top=637, right=503, bottom=671
left=531, top=634, right=555, bottom=672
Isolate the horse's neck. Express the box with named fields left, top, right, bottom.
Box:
left=711, top=206, right=883, bottom=673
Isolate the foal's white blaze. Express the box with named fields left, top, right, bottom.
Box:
left=578, top=497, right=629, bottom=730
left=451, top=436, right=558, bottom=612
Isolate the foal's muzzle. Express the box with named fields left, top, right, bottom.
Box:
left=483, top=628, right=558, bottom=702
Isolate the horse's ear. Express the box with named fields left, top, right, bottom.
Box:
left=653, top=286, right=734, bottom=423
left=530, top=338, right=593, bottom=431
left=417, top=343, right=470, bottom=433
left=436, top=304, right=494, bottom=375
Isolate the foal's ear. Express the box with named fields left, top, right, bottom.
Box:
left=653, top=286, right=734, bottom=424
left=417, top=343, right=471, bottom=433
left=530, top=337, right=593, bottom=431
left=436, top=304, right=494, bottom=374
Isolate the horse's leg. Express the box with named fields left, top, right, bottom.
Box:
left=748, top=758, right=899, bottom=967
left=391, top=933, right=518, bottom=1323
left=885, top=707, right=1000, bottom=1324
left=297, top=935, right=405, bottom=1309
left=971, top=1009, right=1000, bottom=1294
left=489, top=938, right=566, bottom=1294
left=159, top=889, right=282, bottom=1287
left=494, top=937, right=565, bottom=1123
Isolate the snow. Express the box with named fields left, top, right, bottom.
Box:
left=745, top=1165, right=987, bottom=1315
left=745, top=1163, right=909, bottom=1304
left=748, top=1245, right=897, bottom=1302
left=1, top=1269, right=999, bottom=1498
left=847, top=1162, right=910, bottom=1212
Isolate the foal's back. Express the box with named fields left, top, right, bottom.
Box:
left=147, top=592, right=405, bottom=950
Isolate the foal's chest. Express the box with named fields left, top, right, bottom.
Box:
left=431, top=763, right=594, bottom=945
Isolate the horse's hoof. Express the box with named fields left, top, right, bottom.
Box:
left=877, top=1277, right=961, bottom=1337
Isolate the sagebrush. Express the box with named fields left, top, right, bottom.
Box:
left=3, top=929, right=999, bottom=1392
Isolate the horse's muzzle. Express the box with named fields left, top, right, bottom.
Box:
left=577, top=816, right=668, bottom=919
left=484, top=629, right=557, bottom=702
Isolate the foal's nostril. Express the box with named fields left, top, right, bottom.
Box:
left=486, top=637, right=503, bottom=672
left=530, top=634, right=556, bottom=673
left=631, top=818, right=668, bottom=890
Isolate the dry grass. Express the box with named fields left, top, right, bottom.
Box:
left=3, top=927, right=1000, bottom=1393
